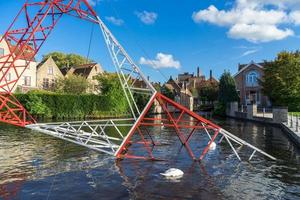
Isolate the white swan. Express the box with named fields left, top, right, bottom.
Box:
left=208, top=141, right=217, bottom=150
left=160, top=168, right=184, bottom=179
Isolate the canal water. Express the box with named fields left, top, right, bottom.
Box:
left=0, top=118, right=299, bottom=200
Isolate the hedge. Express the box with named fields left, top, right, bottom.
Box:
left=15, top=91, right=130, bottom=120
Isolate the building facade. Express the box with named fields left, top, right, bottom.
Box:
left=234, top=61, right=270, bottom=107
left=66, top=63, right=104, bottom=93
left=0, top=37, right=37, bottom=93
left=36, top=56, right=64, bottom=90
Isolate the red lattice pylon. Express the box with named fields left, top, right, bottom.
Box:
left=0, top=0, right=98, bottom=127
left=116, top=92, right=221, bottom=161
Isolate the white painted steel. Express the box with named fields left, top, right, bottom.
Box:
left=27, top=119, right=134, bottom=155
left=220, top=128, right=276, bottom=161
left=96, top=16, right=156, bottom=120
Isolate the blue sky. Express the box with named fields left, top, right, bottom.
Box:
left=1, top=0, right=300, bottom=82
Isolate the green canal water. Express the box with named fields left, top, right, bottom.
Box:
left=0, top=118, right=299, bottom=200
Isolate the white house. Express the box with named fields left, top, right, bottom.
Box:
left=0, top=36, right=37, bottom=93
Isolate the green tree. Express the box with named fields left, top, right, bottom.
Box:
left=96, top=73, right=129, bottom=113
left=43, top=52, right=93, bottom=68
left=261, top=51, right=300, bottom=111
left=215, top=71, right=239, bottom=116
left=161, top=85, right=175, bottom=100
left=55, top=74, right=91, bottom=94
left=218, top=71, right=239, bottom=104
left=198, top=81, right=219, bottom=102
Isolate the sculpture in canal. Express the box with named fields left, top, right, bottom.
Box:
left=0, top=0, right=276, bottom=161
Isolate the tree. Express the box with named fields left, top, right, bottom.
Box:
left=161, top=85, right=175, bottom=100
left=198, top=81, right=219, bottom=103
left=261, top=51, right=300, bottom=111
left=96, top=73, right=129, bottom=113
left=215, top=71, right=239, bottom=116
left=218, top=71, right=239, bottom=104
left=43, top=52, right=93, bottom=68
left=55, top=74, right=91, bottom=94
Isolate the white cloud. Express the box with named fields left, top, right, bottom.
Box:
left=229, top=24, right=294, bottom=43
left=135, top=11, right=158, bottom=25
left=241, top=49, right=259, bottom=57
left=192, top=0, right=299, bottom=43
left=105, top=16, right=124, bottom=26
left=290, top=11, right=300, bottom=25
left=139, top=53, right=181, bottom=69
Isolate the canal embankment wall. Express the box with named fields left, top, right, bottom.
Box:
left=226, top=102, right=300, bottom=147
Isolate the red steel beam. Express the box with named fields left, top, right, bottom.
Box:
left=116, top=93, right=222, bottom=161
left=0, top=0, right=98, bottom=127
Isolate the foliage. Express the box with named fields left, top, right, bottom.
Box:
left=289, top=112, right=300, bottom=117
left=161, top=85, right=175, bottom=100
left=24, top=93, right=51, bottom=118
left=54, top=74, right=91, bottom=94
left=218, top=71, right=239, bottom=104
left=43, top=52, right=93, bottom=69
left=213, top=102, right=226, bottom=117
left=261, top=51, right=300, bottom=111
left=134, top=93, right=150, bottom=111
left=16, top=90, right=129, bottom=119
left=96, top=73, right=129, bottom=113
left=198, top=81, right=219, bottom=102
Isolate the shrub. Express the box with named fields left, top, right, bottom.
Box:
left=15, top=91, right=130, bottom=120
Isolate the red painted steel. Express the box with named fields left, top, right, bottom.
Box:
left=116, top=92, right=222, bottom=161
left=0, top=0, right=98, bottom=127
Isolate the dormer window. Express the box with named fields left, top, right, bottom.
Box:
left=246, top=70, right=259, bottom=86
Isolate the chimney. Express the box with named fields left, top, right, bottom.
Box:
left=197, top=67, right=200, bottom=77
left=147, top=76, right=150, bottom=81
left=210, top=70, right=212, bottom=80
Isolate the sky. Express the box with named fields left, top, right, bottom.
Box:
left=1, top=0, right=300, bottom=83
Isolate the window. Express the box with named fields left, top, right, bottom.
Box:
left=6, top=73, right=11, bottom=81
left=0, top=48, right=4, bottom=57
left=246, top=70, right=259, bottom=86
left=23, top=76, right=31, bottom=86
left=51, top=79, right=55, bottom=88
left=48, top=66, right=53, bottom=75
left=43, top=78, right=49, bottom=89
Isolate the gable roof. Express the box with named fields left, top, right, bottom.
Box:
left=36, top=56, right=54, bottom=70
left=166, top=77, right=181, bottom=93
left=68, top=63, right=100, bottom=78
left=234, top=61, right=264, bottom=77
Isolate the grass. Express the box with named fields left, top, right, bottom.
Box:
left=289, top=112, right=300, bottom=117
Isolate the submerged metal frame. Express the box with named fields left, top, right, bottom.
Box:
left=2, top=0, right=276, bottom=162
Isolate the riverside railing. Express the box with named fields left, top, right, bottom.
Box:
left=287, top=113, right=300, bottom=132
left=257, top=107, right=273, bottom=118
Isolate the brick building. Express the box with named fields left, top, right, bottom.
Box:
left=234, top=61, right=271, bottom=107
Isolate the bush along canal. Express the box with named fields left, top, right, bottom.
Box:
left=0, top=117, right=299, bottom=200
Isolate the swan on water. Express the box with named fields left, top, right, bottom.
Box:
left=160, top=168, right=184, bottom=179
left=208, top=141, right=217, bottom=150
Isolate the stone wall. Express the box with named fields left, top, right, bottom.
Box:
left=273, top=107, right=288, bottom=123
left=227, top=102, right=288, bottom=124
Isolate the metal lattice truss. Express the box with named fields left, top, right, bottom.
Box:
left=0, top=0, right=98, bottom=126
left=97, top=16, right=156, bottom=120
left=1, top=0, right=276, bottom=161
left=28, top=119, right=135, bottom=155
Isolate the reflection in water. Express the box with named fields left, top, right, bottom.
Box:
left=0, top=118, right=299, bottom=200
